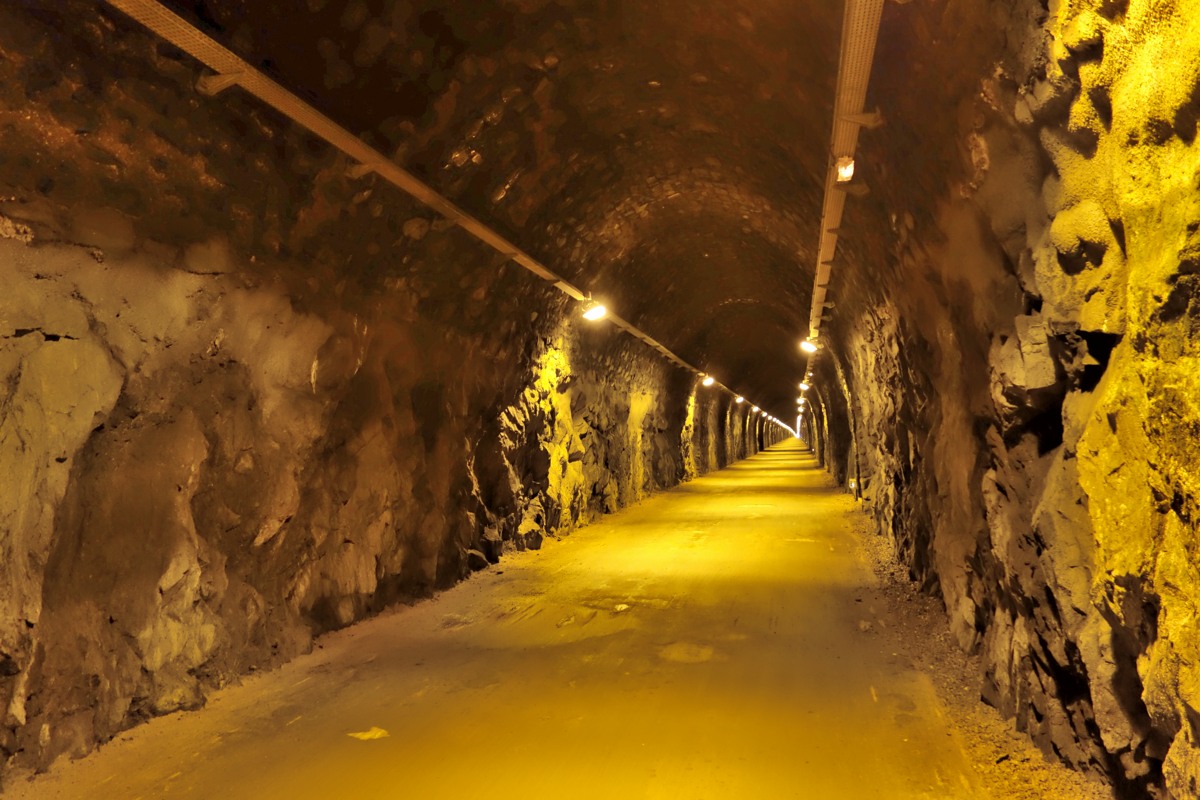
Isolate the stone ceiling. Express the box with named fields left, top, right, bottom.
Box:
left=166, top=0, right=839, bottom=414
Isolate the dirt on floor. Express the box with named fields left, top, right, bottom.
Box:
left=1, top=445, right=1116, bottom=800
left=848, top=507, right=1113, bottom=800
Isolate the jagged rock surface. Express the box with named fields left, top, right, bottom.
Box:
left=816, top=0, right=1200, bottom=795
left=0, top=4, right=782, bottom=777
left=5, top=0, right=1200, bottom=797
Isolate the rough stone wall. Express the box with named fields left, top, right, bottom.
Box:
left=1028, top=3, right=1200, bottom=792
left=822, top=0, right=1200, bottom=795
left=812, top=354, right=855, bottom=488
left=0, top=6, right=779, bottom=779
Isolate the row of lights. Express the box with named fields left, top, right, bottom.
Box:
left=584, top=153, right=830, bottom=426
left=587, top=244, right=808, bottom=438
left=105, top=0, right=804, bottom=441
left=796, top=350, right=815, bottom=434
left=797, top=337, right=818, bottom=429
left=703, top=374, right=790, bottom=429
left=578, top=296, right=796, bottom=434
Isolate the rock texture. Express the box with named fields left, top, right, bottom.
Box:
left=5, top=0, right=1200, bottom=796
left=819, top=0, right=1200, bottom=796
left=0, top=3, right=782, bottom=779
left=0, top=226, right=777, bottom=777
left=0, top=202, right=778, bottom=776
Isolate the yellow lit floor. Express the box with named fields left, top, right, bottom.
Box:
left=8, top=441, right=1103, bottom=799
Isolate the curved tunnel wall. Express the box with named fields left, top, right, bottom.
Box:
left=0, top=4, right=789, bottom=773
left=5, top=0, right=1200, bottom=796
left=815, top=0, right=1200, bottom=794
left=0, top=137, right=788, bottom=774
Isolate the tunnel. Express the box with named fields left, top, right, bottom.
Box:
left=1, top=0, right=1199, bottom=797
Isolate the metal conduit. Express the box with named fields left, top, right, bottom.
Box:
left=806, top=0, right=886, bottom=342
left=105, top=0, right=797, bottom=430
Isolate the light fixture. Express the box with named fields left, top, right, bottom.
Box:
left=835, top=156, right=855, bottom=183
left=752, top=406, right=760, bottom=412
left=735, top=396, right=744, bottom=403
left=799, top=398, right=806, bottom=405
left=800, top=340, right=818, bottom=354
left=581, top=300, right=607, bottom=321
left=799, top=382, right=810, bottom=391
left=701, top=375, right=715, bottom=387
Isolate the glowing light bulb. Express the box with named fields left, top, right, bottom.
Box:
left=735, top=396, right=744, bottom=403
left=582, top=302, right=607, bottom=321
left=799, top=382, right=810, bottom=391
left=835, top=156, right=855, bottom=183
left=752, top=406, right=760, bottom=413
left=701, top=375, right=715, bottom=387
left=800, top=340, right=818, bottom=354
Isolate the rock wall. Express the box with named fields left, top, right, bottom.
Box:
left=821, top=0, right=1200, bottom=795
left=0, top=6, right=782, bottom=779
left=23, top=0, right=1200, bottom=794
left=0, top=211, right=777, bottom=777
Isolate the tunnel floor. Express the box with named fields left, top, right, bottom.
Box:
left=9, top=440, right=1107, bottom=800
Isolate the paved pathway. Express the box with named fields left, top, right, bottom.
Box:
left=9, top=439, right=985, bottom=799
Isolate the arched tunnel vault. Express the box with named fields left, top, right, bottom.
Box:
left=158, top=0, right=834, bottom=420
left=5, top=0, right=1200, bottom=796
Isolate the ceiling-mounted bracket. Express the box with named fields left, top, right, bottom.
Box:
left=833, top=181, right=871, bottom=198
left=195, top=71, right=243, bottom=96
left=346, top=162, right=380, bottom=180
left=840, top=109, right=884, bottom=129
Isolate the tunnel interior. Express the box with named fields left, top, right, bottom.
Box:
left=3, top=0, right=1200, bottom=796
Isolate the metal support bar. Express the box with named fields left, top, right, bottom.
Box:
left=105, top=0, right=731, bottom=405
left=804, top=0, right=886, bottom=343
left=346, top=162, right=379, bottom=180
left=551, top=281, right=586, bottom=302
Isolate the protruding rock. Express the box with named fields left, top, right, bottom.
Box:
left=466, top=549, right=490, bottom=572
